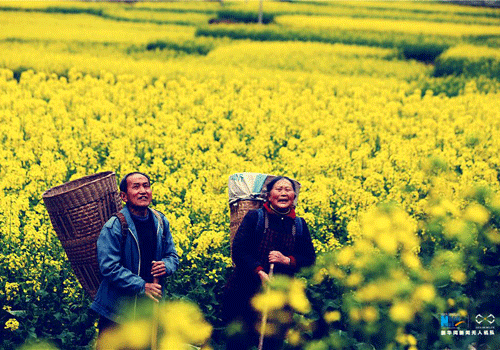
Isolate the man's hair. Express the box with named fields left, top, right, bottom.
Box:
left=119, top=172, right=151, bottom=193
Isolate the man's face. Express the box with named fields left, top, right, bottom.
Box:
left=121, top=173, right=152, bottom=209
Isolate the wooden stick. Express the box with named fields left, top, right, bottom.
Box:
left=258, top=263, right=274, bottom=350
left=151, top=276, right=160, bottom=350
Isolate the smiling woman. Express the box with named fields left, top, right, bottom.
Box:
left=267, top=177, right=296, bottom=212
left=222, top=176, right=316, bottom=350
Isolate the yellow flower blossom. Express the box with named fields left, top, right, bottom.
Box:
left=444, top=219, right=468, bottom=239
left=346, top=272, right=363, bottom=287
left=362, top=306, right=379, bottom=323
left=324, top=311, right=341, bottom=323
left=349, top=308, right=362, bottom=323
left=356, top=283, right=382, bottom=302
left=252, top=290, right=287, bottom=313
left=389, top=302, right=415, bottom=323
left=286, top=328, right=302, bottom=346
left=159, top=301, right=212, bottom=347
left=337, top=246, right=355, bottom=266
left=5, top=282, right=20, bottom=301
left=120, top=320, right=151, bottom=349
left=375, top=233, right=398, bottom=254
left=407, top=334, right=417, bottom=346
left=4, top=318, right=19, bottom=331
left=485, top=228, right=500, bottom=244
left=288, top=279, right=311, bottom=314
left=451, top=270, right=467, bottom=284
left=402, top=252, right=422, bottom=271
left=412, top=284, right=436, bottom=303
left=464, top=204, right=490, bottom=225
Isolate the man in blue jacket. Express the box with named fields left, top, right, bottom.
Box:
left=91, top=172, right=179, bottom=334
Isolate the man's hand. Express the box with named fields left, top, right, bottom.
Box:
left=151, top=260, right=167, bottom=278
left=145, top=282, right=162, bottom=303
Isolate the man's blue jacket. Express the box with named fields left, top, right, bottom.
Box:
left=91, top=205, right=179, bottom=323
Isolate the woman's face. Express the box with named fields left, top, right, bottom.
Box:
left=268, top=179, right=295, bottom=210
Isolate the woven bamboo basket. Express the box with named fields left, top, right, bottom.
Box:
left=229, top=199, right=263, bottom=261
left=42, top=171, right=122, bottom=299
left=229, top=199, right=263, bottom=245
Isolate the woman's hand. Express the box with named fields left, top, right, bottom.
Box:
left=268, top=250, right=291, bottom=265
left=258, top=270, right=270, bottom=283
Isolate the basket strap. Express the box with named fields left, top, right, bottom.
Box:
left=115, top=212, right=129, bottom=246
left=115, top=210, right=164, bottom=247
left=294, top=217, right=301, bottom=236
left=264, top=209, right=269, bottom=231
left=151, top=209, right=165, bottom=242
left=256, top=208, right=265, bottom=236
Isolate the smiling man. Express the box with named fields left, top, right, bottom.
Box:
left=91, top=172, right=179, bottom=337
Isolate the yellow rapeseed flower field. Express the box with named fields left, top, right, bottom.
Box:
left=277, top=15, right=500, bottom=37
left=0, top=11, right=195, bottom=43
left=1, top=1, right=500, bottom=349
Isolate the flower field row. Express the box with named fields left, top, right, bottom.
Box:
left=1, top=1, right=500, bottom=349
left=0, top=11, right=195, bottom=44
left=1, top=63, right=500, bottom=348
left=276, top=15, right=500, bottom=38
left=435, top=44, right=500, bottom=80
left=2, top=0, right=499, bottom=27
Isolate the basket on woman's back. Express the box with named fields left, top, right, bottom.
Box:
left=228, top=172, right=301, bottom=249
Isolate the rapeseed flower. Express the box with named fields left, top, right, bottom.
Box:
left=464, top=203, right=490, bottom=225
left=389, top=302, right=414, bottom=323
left=324, top=311, right=341, bottom=324
left=288, top=279, right=311, bottom=314
left=362, top=306, right=378, bottom=323
left=252, top=290, right=287, bottom=313
left=4, top=318, right=19, bottom=331
left=412, top=284, right=436, bottom=303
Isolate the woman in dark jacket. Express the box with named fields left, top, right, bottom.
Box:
left=222, top=176, right=316, bottom=349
